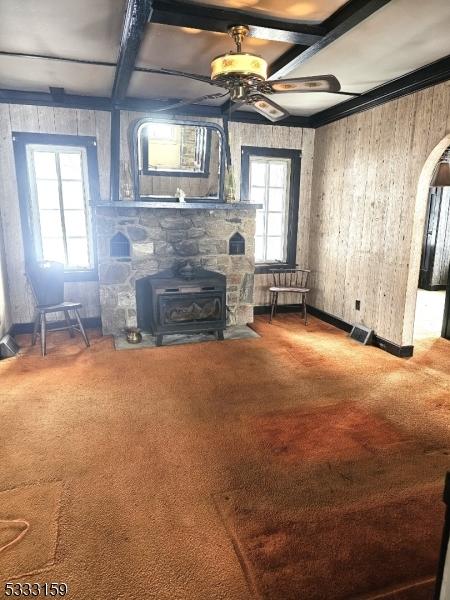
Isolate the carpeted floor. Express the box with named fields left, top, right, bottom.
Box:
left=0, top=314, right=449, bottom=599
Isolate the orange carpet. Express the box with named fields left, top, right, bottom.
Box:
left=0, top=314, right=449, bottom=599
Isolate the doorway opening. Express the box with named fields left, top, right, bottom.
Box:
left=413, top=148, right=450, bottom=342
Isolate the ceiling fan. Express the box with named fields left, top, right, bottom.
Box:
left=148, top=25, right=352, bottom=122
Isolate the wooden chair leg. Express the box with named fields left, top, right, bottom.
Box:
left=31, top=312, right=40, bottom=346
left=64, top=310, right=75, bottom=338
left=74, top=309, right=90, bottom=347
left=40, top=313, right=47, bottom=356
left=270, top=292, right=278, bottom=323
left=303, top=293, right=308, bottom=325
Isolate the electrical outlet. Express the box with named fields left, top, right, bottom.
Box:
left=355, top=300, right=361, bottom=310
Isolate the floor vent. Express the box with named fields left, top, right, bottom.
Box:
left=0, top=334, right=20, bottom=358
left=349, top=324, right=373, bottom=345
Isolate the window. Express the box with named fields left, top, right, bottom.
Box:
left=241, top=147, right=300, bottom=272
left=13, top=133, right=100, bottom=281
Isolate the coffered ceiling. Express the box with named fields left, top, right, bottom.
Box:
left=179, top=0, right=349, bottom=23
left=0, top=0, right=449, bottom=122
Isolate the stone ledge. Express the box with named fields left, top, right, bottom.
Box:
left=95, top=201, right=262, bottom=211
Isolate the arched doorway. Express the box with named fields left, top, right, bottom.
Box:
left=403, top=134, right=450, bottom=345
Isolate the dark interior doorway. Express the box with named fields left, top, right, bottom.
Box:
left=415, top=186, right=450, bottom=340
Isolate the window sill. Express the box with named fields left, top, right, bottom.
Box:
left=64, top=270, right=98, bottom=282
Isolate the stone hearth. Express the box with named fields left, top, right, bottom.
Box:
left=95, top=205, right=257, bottom=335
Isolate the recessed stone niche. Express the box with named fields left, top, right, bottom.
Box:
left=110, top=232, right=130, bottom=257
left=95, top=206, right=257, bottom=335
left=229, top=232, right=245, bottom=255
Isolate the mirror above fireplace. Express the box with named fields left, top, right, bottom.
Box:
left=130, top=118, right=226, bottom=203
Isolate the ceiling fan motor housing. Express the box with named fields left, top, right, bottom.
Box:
left=230, top=84, right=247, bottom=101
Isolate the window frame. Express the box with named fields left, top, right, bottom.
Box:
left=13, top=133, right=100, bottom=282
left=241, top=146, right=301, bottom=274
left=140, top=124, right=212, bottom=178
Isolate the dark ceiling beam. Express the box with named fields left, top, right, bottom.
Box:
left=151, top=0, right=324, bottom=45
left=122, top=96, right=222, bottom=116
left=220, top=99, right=232, bottom=116
left=0, top=88, right=112, bottom=110
left=269, top=0, right=392, bottom=79
left=310, top=55, right=450, bottom=127
left=112, top=0, right=153, bottom=103
left=0, top=50, right=116, bottom=68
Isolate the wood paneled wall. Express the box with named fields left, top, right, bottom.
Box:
left=309, top=81, right=450, bottom=346
left=228, top=122, right=315, bottom=306
left=0, top=105, right=110, bottom=324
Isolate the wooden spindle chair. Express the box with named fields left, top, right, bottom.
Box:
left=269, top=268, right=311, bottom=324
left=26, top=261, right=90, bottom=356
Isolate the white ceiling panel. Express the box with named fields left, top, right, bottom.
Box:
left=128, top=72, right=226, bottom=102
left=267, top=92, right=353, bottom=116
left=277, top=0, right=450, bottom=97
left=0, top=0, right=126, bottom=62
left=0, top=57, right=114, bottom=96
left=180, top=0, right=348, bottom=23
left=137, top=23, right=293, bottom=76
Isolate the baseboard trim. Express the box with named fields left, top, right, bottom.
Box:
left=254, top=303, right=304, bottom=316
left=10, top=316, right=102, bottom=335
left=306, top=305, right=353, bottom=333
left=254, top=303, right=414, bottom=358
left=371, top=336, right=414, bottom=358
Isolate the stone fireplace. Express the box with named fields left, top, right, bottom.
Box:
left=95, top=204, right=258, bottom=335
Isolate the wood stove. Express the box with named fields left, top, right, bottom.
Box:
left=136, top=263, right=226, bottom=346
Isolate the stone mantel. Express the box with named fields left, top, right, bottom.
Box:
left=94, top=201, right=262, bottom=211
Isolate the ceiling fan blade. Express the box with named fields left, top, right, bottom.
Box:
left=267, top=75, right=341, bottom=94
left=135, top=66, right=225, bottom=88
left=248, top=94, right=290, bottom=123
left=152, top=92, right=229, bottom=113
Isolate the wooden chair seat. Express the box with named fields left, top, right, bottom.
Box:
left=36, top=301, right=82, bottom=312
left=269, top=286, right=310, bottom=293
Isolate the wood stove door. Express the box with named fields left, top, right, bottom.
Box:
left=157, top=291, right=225, bottom=333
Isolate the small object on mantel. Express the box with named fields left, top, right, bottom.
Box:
left=225, top=167, right=237, bottom=202
left=125, top=327, right=143, bottom=344
left=176, top=188, right=186, bottom=203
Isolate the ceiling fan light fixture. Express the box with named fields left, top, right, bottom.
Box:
left=211, top=24, right=267, bottom=82
left=431, top=149, right=450, bottom=187
left=211, top=52, right=268, bottom=81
